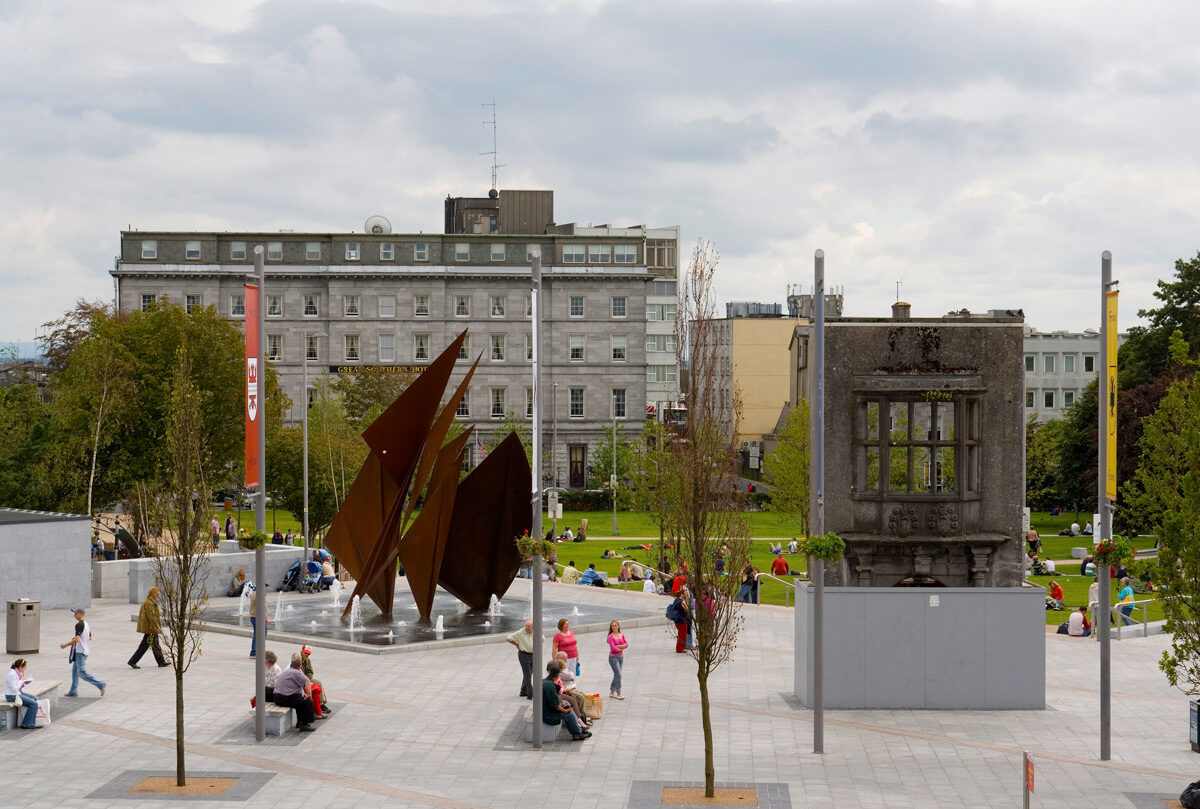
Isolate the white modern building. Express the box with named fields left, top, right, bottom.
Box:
left=1022, top=326, right=1127, bottom=421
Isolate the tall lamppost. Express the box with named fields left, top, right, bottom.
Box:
left=530, top=248, right=545, bottom=747
left=611, top=411, right=618, bottom=536
left=552, top=381, right=559, bottom=537
left=302, top=332, right=328, bottom=556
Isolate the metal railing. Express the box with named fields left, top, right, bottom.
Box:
left=1089, top=597, right=1155, bottom=639
left=752, top=572, right=798, bottom=607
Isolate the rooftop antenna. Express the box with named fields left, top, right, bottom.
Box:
left=480, top=101, right=505, bottom=192
left=896, top=279, right=903, bottom=301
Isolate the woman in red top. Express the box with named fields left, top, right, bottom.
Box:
left=553, top=618, right=580, bottom=675
left=1048, top=580, right=1064, bottom=602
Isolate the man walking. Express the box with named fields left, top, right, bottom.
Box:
left=60, top=608, right=106, bottom=697
left=506, top=619, right=537, bottom=699
left=128, top=587, right=168, bottom=669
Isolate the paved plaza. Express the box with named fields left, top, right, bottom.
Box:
left=0, top=577, right=1194, bottom=808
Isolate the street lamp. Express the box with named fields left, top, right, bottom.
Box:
left=552, top=381, right=559, bottom=537
left=611, top=410, right=618, bottom=536
left=303, top=331, right=328, bottom=557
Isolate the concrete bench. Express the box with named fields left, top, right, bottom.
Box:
left=25, top=681, right=61, bottom=709
left=522, top=705, right=568, bottom=742
left=1071, top=547, right=1089, bottom=559
left=0, top=701, right=17, bottom=731
left=249, top=704, right=296, bottom=736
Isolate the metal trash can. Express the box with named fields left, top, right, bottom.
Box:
left=6, top=599, right=40, bottom=654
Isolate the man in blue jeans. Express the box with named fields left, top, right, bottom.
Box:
left=60, top=608, right=106, bottom=697
left=542, top=663, right=590, bottom=741
left=248, top=588, right=270, bottom=658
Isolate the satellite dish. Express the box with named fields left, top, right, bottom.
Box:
left=364, top=215, right=392, bottom=234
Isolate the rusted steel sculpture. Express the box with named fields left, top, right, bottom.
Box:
left=322, top=330, right=531, bottom=621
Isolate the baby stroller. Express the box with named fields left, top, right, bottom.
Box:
left=279, top=561, right=303, bottom=592
left=299, top=560, right=323, bottom=593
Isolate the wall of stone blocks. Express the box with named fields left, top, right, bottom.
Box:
left=127, top=546, right=307, bottom=604
left=793, top=582, right=1046, bottom=709
left=92, top=559, right=131, bottom=599
left=0, top=517, right=91, bottom=610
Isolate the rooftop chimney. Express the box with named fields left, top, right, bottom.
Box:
left=892, top=301, right=912, bottom=321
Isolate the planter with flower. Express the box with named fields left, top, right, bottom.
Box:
left=238, top=529, right=270, bottom=551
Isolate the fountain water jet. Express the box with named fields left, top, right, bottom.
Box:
left=348, top=595, right=363, bottom=633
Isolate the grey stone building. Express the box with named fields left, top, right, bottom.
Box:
left=1022, top=325, right=1127, bottom=421
left=110, top=191, right=680, bottom=489
left=790, top=302, right=1026, bottom=588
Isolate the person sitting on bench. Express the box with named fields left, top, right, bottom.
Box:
left=272, top=654, right=316, bottom=732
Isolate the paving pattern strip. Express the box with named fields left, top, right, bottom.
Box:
left=61, top=717, right=493, bottom=809
left=647, top=693, right=1195, bottom=782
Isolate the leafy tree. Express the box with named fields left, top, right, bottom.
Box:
left=265, top=424, right=340, bottom=537
left=628, top=418, right=678, bottom=571
left=586, top=422, right=636, bottom=506
left=1053, top=382, right=1099, bottom=518
left=0, top=383, right=51, bottom=508
left=1025, top=417, right=1065, bottom=510
left=764, top=400, right=810, bottom=536
left=1119, top=252, right=1200, bottom=389
left=333, top=370, right=415, bottom=430
left=483, top=411, right=531, bottom=461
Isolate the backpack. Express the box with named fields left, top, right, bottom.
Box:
left=666, top=600, right=684, bottom=623
left=1181, top=780, right=1200, bottom=809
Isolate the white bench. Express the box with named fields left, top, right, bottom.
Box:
left=522, top=705, right=568, bottom=742
left=1071, top=547, right=1089, bottom=559
left=0, top=701, right=17, bottom=731
left=25, top=681, right=61, bottom=709
left=249, top=704, right=297, bottom=736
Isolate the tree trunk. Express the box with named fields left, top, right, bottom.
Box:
left=87, top=388, right=107, bottom=521
left=175, top=660, right=186, bottom=785
left=698, top=669, right=715, bottom=797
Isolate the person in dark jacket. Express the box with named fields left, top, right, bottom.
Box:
left=541, top=663, right=590, bottom=740
left=128, top=587, right=168, bottom=668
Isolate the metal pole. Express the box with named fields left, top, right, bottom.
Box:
left=530, top=249, right=544, bottom=746
left=303, top=344, right=310, bottom=557
left=1098, top=250, right=1112, bottom=761
left=1022, top=751, right=1031, bottom=809
left=612, top=412, right=618, bottom=536
left=253, top=245, right=266, bottom=742
left=552, top=382, right=559, bottom=537
left=813, top=249, right=825, bottom=754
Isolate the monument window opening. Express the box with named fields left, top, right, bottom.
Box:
left=855, top=394, right=981, bottom=498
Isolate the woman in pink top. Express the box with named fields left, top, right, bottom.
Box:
left=607, top=620, right=628, bottom=699
left=552, top=618, right=580, bottom=675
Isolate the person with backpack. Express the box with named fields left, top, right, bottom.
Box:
left=667, top=589, right=691, bottom=653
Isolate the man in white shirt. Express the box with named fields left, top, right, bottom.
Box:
left=60, top=608, right=106, bottom=697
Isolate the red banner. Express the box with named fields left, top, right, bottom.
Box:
left=245, top=283, right=259, bottom=489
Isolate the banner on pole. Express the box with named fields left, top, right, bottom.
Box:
left=1025, top=755, right=1035, bottom=793
left=1105, top=290, right=1118, bottom=501
left=245, top=283, right=260, bottom=489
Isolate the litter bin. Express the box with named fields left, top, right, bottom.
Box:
left=6, top=599, right=40, bottom=654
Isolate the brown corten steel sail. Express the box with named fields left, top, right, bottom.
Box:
left=323, top=329, right=530, bottom=622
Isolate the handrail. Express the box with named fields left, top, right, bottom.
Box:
left=752, top=572, right=797, bottom=607
left=1089, top=597, right=1155, bottom=639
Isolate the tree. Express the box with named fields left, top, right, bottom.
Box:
left=332, top=369, right=415, bottom=430
left=764, top=400, right=810, bottom=536
left=1119, top=252, right=1200, bottom=389
left=657, top=240, right=751, bottom=798
left=150, top=346, right=211, bottom=786
left=628, top=418, right=679, bottom=572
left=586, top=422, right=636, bottom=507
left=483, top=410, right=531, bottom=461
left=1053, top=382, right=1098, bottom=518
left=1025, top=417, right=1065, bottom=511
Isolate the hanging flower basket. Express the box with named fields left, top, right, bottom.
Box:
left=799, top=532, right=845, bottom=564
left=515, top=530, right=555, bottom=560
left=1093, top=535, right=1133, bottom=568
left=238, top=530, right=270, bottom=551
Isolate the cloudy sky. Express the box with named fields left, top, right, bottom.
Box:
left=2, top=0, right=1196, bottom=342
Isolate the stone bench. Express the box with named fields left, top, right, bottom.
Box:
left=25, top=681, right=61, bottom=709
left=1071, top=547, right=1089, bottom=559
left=249, top=703, right=296, bottom=736
left=522, top=705, right=568, bottom=742
left=0, top=701, right=17, bottom=731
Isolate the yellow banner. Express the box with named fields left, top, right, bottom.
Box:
left=1105, top=291, right=1118, bottom=501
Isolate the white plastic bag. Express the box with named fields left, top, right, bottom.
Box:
left=35, top=698, right=50, bottom=727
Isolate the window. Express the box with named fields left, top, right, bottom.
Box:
left=1044, top=391, right=1055, bottom=409
left=306, top=335, right=319, bottom=361
left=414, top=334, right=430, bottom=361
left=646, top=334, right=676, bottom=353
left=855, top=395, right=977, bottom=496
left=569, top=334, right=585, bottom=361
left=185, top=294, right=201, bottom=314
left=1025, top=390, right=1034, bottom=408
left=1024, top=355, right=1034, bottom=373
left=457, top=336, right=471, bottom=360
left=345, top=242, right=360, bottom=261
left=267, top=242, right=282, bottom=261
left=525, top=295, right=532, bottom=317
left=455, top=295, right=471, bottom=317
left=266, top=295, right=282, bottom=317
left=1064, top=391, right=1075, bottom=407
left=230, top=241, right=246, bottom=260
left=380, top=243, right=395, bottom=261
left=344, top=334, right=360, bottom=361
left=647, top=239, right=675, bottom=269
left=612, top=297, right=627, bottom=318
left=140, top=241, right=157, bottom=259
left=231, top=294, right=245, bottom=317
left=526, top=388, right=534, bottom=419
left=490, top=295, right=506, bottom=317
left=414, top=243, right=428, bottom=261
left=379, top=334, right=395, bottom=362
left=611, top=335, right=626, bottom=361
left=411, top=294, right=430, bottom=317
left=490, top=388, right=506, bottom=418
left=491, top=244, right=505, bottom=262
left=1084, top=355, right=1095, bottom=373
left=563, top=245, right=585, bottom=264
left=526, top=244, right=540, bottom=262
left=647, top=303, right=677, bottom=321
left=379, top=295, right=395, bottom=318
left=612, top=388, right=626, bottom=419
left=588, top=244, right=611, bottom=263
left=304, top=295, right=319, bottom=317
left=1064, top=355, right=1075, bottom=373
left=569, top=387, right=584, bottom=418
left=267, top=334, right=282, bottom=361
left=569, top=296, right=584, bottom=317
left=306, top=242, right=321, bottom=261
left=1044, top=355, right=1055, bottom=373
left=615, top=244, right=636, bottom=264
left=647, top=365, right=678, bottom=383
left=455, top=243, right=470, bottom=262
left=185, top=240, right=201, bottom=260
left=525, top=333, right=533, bottom=361
left=490, top=334, right=505, bottom=361
left=456, top=392, right=470, bottom=418
left=140, top=294, right=156, bottom=311
left=344, top=295, right=360, bottom=317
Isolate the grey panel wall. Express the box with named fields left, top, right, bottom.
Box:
left=128, top=546, right=306, bottom=604
left=0, top=517, right=91, bottom=610
left=794, top=583, right=1045, bottom=709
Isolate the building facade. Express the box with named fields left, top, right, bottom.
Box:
left=110, top=192, right=680, bottom=489
left=1022, top=326, right=1127, bottom=421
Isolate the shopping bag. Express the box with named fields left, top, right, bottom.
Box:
left=35, top=698, right=51, bottom=727
left=583, top=693, right=603, bottom=720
